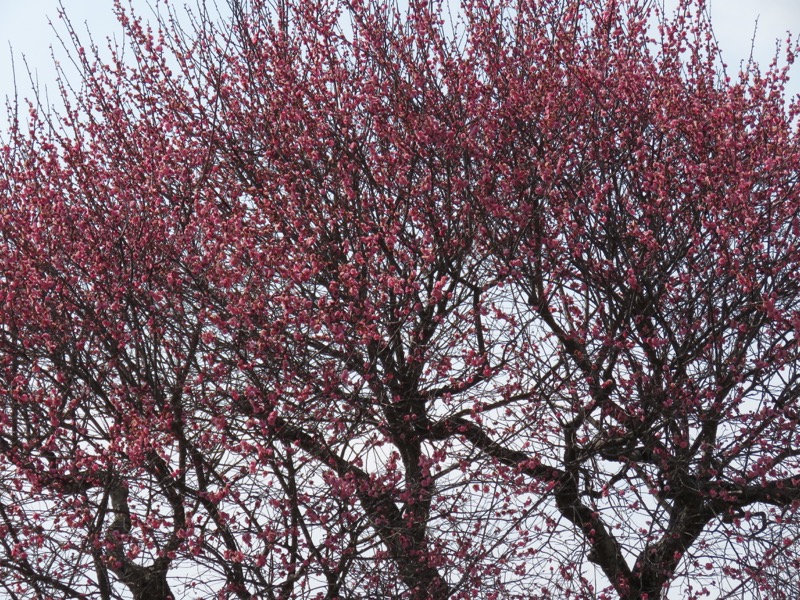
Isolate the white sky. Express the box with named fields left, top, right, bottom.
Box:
left=0, top=0, right=115, bottom=101
left=0, top=0, right=799, bottom=104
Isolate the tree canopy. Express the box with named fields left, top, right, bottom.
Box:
left=2, top=0, right=800, bottom=598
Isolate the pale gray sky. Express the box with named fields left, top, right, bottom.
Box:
left=0, top=0, right=121, bottom=101
left=1, top=0, right=799, bottom=103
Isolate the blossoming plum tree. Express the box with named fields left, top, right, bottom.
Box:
left=2, top=0, right=800, bottom=598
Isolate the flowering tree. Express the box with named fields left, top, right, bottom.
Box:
left=2, top=0, right=800, bottom=598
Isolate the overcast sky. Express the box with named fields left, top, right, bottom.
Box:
left=1, top=0, right=799, bottom=105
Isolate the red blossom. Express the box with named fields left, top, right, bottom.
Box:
left=1, top=0, right=800, bottom=598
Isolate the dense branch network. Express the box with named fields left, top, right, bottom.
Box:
left=2, top=0, right=800, bottom=598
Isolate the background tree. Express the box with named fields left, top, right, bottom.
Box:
left=2, top=0, right=800, bottom=598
